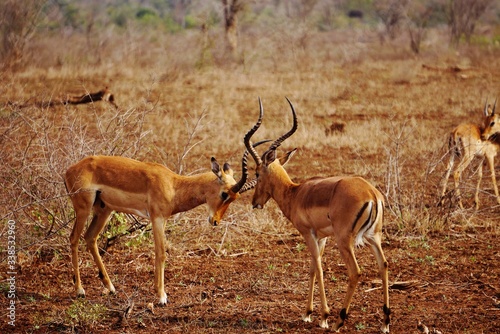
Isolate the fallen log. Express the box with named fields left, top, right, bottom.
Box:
left=7, top=87, right=118, bottom=109
left=63, top=87, right=117, bottom=109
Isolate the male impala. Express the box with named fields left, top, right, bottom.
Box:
left=65, top=155, right=249, bottom=304
left=243, top=98, right=390, bottom=332
left=439, top=99, right=500, bottom=209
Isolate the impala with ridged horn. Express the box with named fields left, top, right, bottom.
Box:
left=439, top=98, right=500, bottom=209
left=65, top=154, right=251, bottom=305
left=243, top=98, right=391, bottom=332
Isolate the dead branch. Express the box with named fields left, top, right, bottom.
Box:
left=63, top=87, right=117, bottom=108
left=422, top=64, right=469, bottom=73
left=8, top=87, right=118, bottom=109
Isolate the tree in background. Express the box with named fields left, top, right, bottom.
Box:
left=446, top=0, right=493, bottom=46
left=222, top=0, right=243, bottom=58
left=374, top=0, right=410, bottom=40
left=284, top=0, right=319, bottom=21
left=0, top=0, right=46, bottom=71
left=406, top=0, right=433, bottom=54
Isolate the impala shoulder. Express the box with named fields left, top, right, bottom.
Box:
left=454, top=123, right=481, bottom=138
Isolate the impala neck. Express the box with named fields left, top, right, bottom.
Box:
left=268, top=163, right=298, bottom=220
left=172, top=172, right=218, bottom=214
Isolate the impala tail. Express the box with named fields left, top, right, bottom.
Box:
left=354, top=199, right=383, bottom=248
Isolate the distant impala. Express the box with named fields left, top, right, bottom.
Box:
left=65, top=154, right=250, bottom=304
left=439, top=99, right=500, bottom=209
left=243, top=98, right=390, bottom=332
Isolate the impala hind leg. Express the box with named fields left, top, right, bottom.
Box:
left=151, top=216, right=168, bottom=305
left=333, top=243, right=360, bottom=331
left=368, top=233, right=390, bottom=333
left=84, top=197, right=115, bottom=294
left=453, top=154, right=474, bottom=209
left=439, top=147, right=455, bottom=206
left=69, top=191, right=95, bottom=298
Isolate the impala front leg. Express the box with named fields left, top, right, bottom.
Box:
left=474, top=160, right=484, bottom=210
left=303, top=256, right=316, bottom=323
left=152, top=217, right=167, bottom=305
left=486, top=155, right=500, bottom=205
left=303, top=233, right=330, bottom=328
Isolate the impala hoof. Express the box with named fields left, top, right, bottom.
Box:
left=302, top=314, right=312, bottom=323
left=158, top=294, right=168, bottom=305
left=102, top=286, right=115, bottom=296
left=76, top=288, right=86, bottom=298
left=106, top=283, right=116, bottom=294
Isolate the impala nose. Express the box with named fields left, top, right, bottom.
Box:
left=208, top=216, right=219, bottom=226
left=253, top=204, right=263, bottom=209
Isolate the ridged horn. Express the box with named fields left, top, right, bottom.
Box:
left=484, top=98, right=489, bottom=117
left=243, top=97, right=264, bottom=166
left=268, top=97, right=298, bottom=152
left=492, top=98, right=497, bottom=115
left=232, top=139, right=272, bottom=193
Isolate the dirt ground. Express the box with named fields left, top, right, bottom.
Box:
left=1, top=220, right=499, bottom=333
left=1, top=37, right=500, bottom=333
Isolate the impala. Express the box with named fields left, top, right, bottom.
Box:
left=243, top=98, right=390, bottom=332
left=65, top=154, right=250, bottom=304
left=439, top=99, right=500, bottom=209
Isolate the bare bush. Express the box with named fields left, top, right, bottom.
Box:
left=0, top=0, right=45, bottom=71
left=407, top=0, right=434, bottom=54
left=374, top=0, right=410, bottom=40
left=0, top=101, right=153, bottom=258
left=447, top=0, right=493, bottom=46
left=382, top=118, right=446, bottom=235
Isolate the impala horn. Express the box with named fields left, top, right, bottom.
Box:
left=244, top=97, right=265, bottom=165
left=267, top=97, right=298, bottom=152
left=232, top=139, right=272, bottom=193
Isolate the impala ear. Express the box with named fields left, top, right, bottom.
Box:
left=211, top=157, right=222, bottom=178
left=262, top=150, right=276, bottom=167
left=279, top=148, right=297, bottom=166
left=223, top=162, right=234, bottom=176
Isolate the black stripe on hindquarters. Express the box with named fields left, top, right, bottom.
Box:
left=351, top=202, right=369, bottom=232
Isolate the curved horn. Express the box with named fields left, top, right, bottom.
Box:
left=484, top=98, right=489, bottom=117
left=232, top=139, right=272, bottom=193
left=493, top=98, right=497, bottom=115
left=238, top=178, right=257, bottom=194
left=268, top=97, right=298, bottom=151
left=243, top=97, right=264, bottom=166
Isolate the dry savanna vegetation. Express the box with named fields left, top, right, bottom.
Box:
left=1, top=1, right=499, bottom=333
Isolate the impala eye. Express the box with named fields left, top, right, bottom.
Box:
left=221, top=192, right=229, bottom=201
left=491, top=121, right=495, bottom=127
left=255, top=173, right=260, bottom=179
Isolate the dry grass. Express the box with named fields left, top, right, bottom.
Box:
left=2, top=24, right=499, bottom=257
left=1, top=24, right=499, bottom=333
